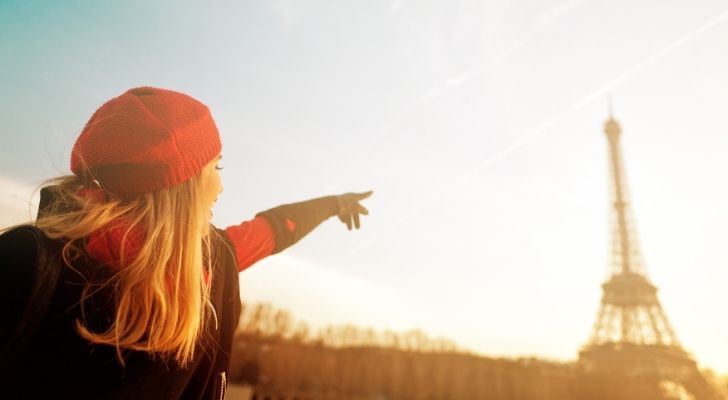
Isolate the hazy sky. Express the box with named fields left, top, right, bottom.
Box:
left=2, top=0, right=728, bottom=372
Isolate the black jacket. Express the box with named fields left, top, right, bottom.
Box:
left=0, top=225, right=241, bottom=400
left=0, top=190, right=339, bottom=399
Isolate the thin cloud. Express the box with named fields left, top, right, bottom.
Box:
left=324, top=0, right=590, bottom=195
left=365, top=0, right=589, bottom=155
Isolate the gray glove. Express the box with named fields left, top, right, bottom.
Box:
left=336, top=191, right=373, bottom=230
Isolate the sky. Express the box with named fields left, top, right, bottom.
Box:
left=2, top=0, right=728, bottom=373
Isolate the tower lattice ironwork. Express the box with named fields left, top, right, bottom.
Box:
left=579, top=112, right=721, bottom=400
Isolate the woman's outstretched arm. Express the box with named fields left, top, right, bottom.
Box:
left=224, top=191, right=372, bottom=272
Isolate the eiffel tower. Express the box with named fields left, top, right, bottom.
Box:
left=578, top=111, right=721, bottom=400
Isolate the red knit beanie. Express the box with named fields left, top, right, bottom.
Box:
left=71, top=86, right=222, bottom=195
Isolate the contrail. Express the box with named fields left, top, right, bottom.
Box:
left=362, top=0, right=588, bottom=156
left=349, top=9, right=728, bottom=255
left=324, top=0, right=589, bottom=194
left=362, top=71, right=474, bottom=155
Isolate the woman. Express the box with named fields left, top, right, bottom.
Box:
left=0, top=86, right=371, bottom=399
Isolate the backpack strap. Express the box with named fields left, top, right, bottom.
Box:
left=0, top=225, right=63, bottom=373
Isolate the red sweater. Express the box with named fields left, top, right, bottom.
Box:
left=225, top=195, right=340, bottom=271
left=224, top=216, right=276, bottom=272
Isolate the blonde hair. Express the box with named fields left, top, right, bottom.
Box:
left=33, top=173, right=217, bottom=367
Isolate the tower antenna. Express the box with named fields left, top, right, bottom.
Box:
left=607, top=95, right=614, bottom=119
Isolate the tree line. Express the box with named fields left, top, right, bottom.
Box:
left=229, top=302, right=728, bottom=400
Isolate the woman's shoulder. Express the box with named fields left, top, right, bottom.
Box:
left=0, top=225, right=66, bottom=304
left=1, top=225, right=50, bottom=343
left=0, top=225, right=43, bottom=272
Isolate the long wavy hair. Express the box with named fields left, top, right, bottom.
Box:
left=31, top=172, right=217, bottom=367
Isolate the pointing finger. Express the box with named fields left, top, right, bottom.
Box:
left=354, top=191, right=373, bottom=201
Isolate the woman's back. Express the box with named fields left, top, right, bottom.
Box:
left=1, top=224, right=240, bottom=400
